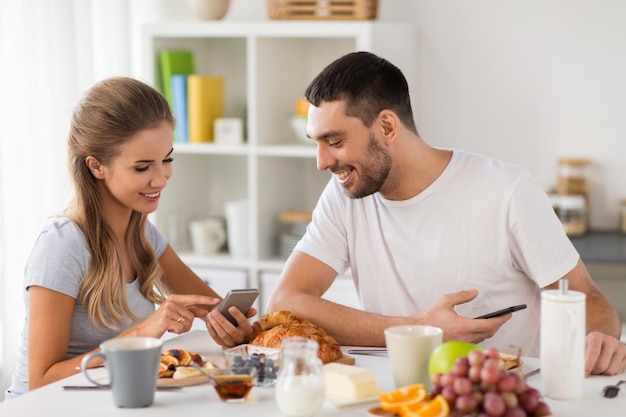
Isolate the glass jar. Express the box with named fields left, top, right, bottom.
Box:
left=558, top=195, right=587, bottom=237
left=556, top=158, right=590, bottom=196
left=275, top=337, right=325, bottom=417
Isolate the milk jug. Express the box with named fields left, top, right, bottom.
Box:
left=275, top=337, right=325, bottom=417
left=540, top=279, right=585, bottom=399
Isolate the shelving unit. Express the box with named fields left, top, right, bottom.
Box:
left=142, top=21, right=416, bottom=311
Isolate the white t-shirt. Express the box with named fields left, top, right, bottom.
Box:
left=295, top=149, right=579, bottom=356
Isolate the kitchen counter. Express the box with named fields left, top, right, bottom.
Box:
left=570, top=231, right=626, bottom=263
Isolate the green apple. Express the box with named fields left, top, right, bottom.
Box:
left=428, top=341, right=482, bottom=377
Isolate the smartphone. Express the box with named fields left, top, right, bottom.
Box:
left=216, top=288, right=259, bottom=326
left=474, top=304, right=527, bottom=319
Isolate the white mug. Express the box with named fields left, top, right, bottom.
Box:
left=384, top=325, right=443, bottom=390
left=189, top=217, right=226, bottom=255
left=81, top=337, right=162, bottom=408
left=540, top=285, right=585, bottom=400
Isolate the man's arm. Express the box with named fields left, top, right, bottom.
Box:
left=267, top=251, right=510, bottom=346
left=548, top=258, right=626, bottom=375
left=266, top=251, right=397, bottom=345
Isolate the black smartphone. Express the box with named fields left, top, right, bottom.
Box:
left=216, top=288, right=259, bottom=326
left=474, top=304, right=527, bottom=319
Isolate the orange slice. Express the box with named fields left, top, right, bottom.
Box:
left=379, top=384, right=427, bottom=414
left=405, top=395, right=450, bottom=417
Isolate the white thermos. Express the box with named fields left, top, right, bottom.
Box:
left=540, top=279, right=586, bottom=400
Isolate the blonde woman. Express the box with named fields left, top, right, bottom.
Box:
left=5, top=77, right=255, bottom=398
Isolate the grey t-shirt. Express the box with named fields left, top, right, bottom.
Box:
left=5, top=217, right=168, bottom=399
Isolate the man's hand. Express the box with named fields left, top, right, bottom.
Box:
left=585, top=331, right=626, bottom=376
left=205, top=306, right=257, bottom=347
left=414, top=289, right=511, bottom=344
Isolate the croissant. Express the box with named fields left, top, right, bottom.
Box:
left=245, top=310, right=343, bottom=364
left=158, top=348, right=203, bottom=378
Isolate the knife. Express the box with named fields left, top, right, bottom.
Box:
left=62, top=385, right=182, bottom=391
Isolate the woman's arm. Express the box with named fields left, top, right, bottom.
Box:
left=157, top=244, right=256, bottom=345
left=27, top=286, right=99, bottom=390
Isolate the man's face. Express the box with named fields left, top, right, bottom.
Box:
left=307, top=100, right=391, bottom=199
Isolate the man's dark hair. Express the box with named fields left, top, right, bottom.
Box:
left=305, top=51, right=418, bottom=134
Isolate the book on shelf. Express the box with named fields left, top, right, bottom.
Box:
left=158, top=50, right=194, bottom=105
left=170, top=74, right=188, bottom=143
left=187, top=75, right=224, bottom=143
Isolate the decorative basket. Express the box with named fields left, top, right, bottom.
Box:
left=267, top=0, right=378, bottom=21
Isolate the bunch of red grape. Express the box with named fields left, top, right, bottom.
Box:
left=430, top=348, right=551, bottom=417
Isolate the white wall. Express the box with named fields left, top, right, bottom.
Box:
left=409, top=0, right=626, bottom=230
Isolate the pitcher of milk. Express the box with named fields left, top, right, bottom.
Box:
left=540, top=279, right=586, bottom=399
left=275, top=337, right=325, bottom=417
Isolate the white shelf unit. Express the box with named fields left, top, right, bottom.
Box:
left=142, top=21, right=416, bottom=311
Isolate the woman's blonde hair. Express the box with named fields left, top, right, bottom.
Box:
left=66, top=77, right=174, bottom=329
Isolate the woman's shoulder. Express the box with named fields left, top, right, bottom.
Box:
left=41, top=216, right=82, bottom=235
left=36, top=216, right=87, bottom=248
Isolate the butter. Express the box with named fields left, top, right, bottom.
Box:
left=323, top=362, right=376, bottom=399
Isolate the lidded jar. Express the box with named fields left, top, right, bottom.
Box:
left=556, top=157, right=590, bottom=197
left=275, top=337, right=325, bottom=417
left=557, top=195, right=587, bottom=237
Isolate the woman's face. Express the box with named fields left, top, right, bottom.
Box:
left=97, top=122, right=174, bottom=215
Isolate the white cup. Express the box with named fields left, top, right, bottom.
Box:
left=224, top=199, right=249, bottom=258
left=80, top=337, right=162, bottom=408
left=384, top=325, right=443, bottom=390
left=540, top=285, right=585, bottom=400
left=189, top=217, right=226, bottom=255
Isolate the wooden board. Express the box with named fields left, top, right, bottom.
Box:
left=157, top=374, right=209, bottom=388
left=334, top=353, right=355, bottom=365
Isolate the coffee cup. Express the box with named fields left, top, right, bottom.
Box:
left=384, top=325, right=443, bottom=390
left=190, top=217, right=227, bottom=255
left=80, top=337, right=162, bottom=408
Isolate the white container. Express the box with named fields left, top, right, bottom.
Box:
left=540, top=280, right=586, bottom=400
left=224, top=199, right=249, bottom=258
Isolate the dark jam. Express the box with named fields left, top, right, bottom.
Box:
left=213, top=375, right=253, bottom=401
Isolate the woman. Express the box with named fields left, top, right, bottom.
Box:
left=5, top=77, right=255, bottom=398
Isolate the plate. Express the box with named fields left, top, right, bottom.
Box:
left=157, top=374, right=209, bottom=388
left=326, top=393, right=379, bottom=408
left=367, top=406, right=395, bottom=417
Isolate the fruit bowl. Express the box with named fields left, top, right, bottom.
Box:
left=290, top=116, right=312, bottom=144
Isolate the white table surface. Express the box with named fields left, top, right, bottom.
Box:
left=1, top=330, right=625, bottom=417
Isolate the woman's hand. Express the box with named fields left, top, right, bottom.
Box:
left=205, top=306, right=258, bottom=347
left=129, top=294, right=221, bottom=338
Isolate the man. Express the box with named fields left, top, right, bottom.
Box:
left=267, top=51, right=626, bottom=376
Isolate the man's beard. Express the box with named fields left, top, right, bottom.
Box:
left=344, top=133, right=392, bottom=199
